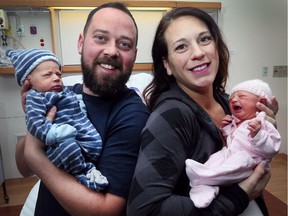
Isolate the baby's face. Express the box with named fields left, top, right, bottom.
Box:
left=229, top=91, right=260, bottom=120
left=27, top=60, right=63, bottom=92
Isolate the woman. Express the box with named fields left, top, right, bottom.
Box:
left=127, top=7, right=277, bottom=216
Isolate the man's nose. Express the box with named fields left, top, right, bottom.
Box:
left=104, top=43, right=119, bottom=58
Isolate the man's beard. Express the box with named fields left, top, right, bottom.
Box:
left=81, top=55, right=131, bottom=97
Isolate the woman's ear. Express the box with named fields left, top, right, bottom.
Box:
left=162, top=57, right=172, bottom=76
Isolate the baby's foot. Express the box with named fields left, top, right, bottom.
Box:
left=87, top=169, right=108, bottom=189
left=190, top=185, right=219, bottom=208
left=77, top=169, right=108, bottom=191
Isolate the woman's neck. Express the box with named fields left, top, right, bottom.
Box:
left=183, top=86, right=226, bottom=127
left=181, top=84, right=215, bottom=109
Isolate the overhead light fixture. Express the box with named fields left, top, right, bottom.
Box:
left=49, top=7, right=171, bottom=11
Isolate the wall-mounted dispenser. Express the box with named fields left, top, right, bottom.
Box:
left=0, top=9, right=9, bottom=46
left=0, top=9, right=8, bottom=30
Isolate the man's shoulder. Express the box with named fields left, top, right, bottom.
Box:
left=69, top=83, right=83, bottom=94
left=115, top=87, right=149, bottom=114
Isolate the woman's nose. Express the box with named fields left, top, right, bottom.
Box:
left=190, top=43, right=205, bottom=60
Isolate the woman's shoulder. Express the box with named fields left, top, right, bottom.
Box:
left=154, top=85, right=199, bottom=115
left=149, top=89, right=198, bottom=128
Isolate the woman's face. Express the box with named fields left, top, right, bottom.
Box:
left=163, top=16, right=219, bottom=93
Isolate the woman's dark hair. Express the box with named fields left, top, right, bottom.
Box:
left=83, top=2, right=138, bottom=46
left=144, top=7, right=230, bottom=110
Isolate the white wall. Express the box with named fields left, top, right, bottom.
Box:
left=218, top=0, right=287, bottom=154
left=0, top=0, right=287, bottom=179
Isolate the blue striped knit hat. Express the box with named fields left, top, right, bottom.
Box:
left=6, top=48, right=62, bottom=86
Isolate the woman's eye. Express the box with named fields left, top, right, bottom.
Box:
left=199, top=35, right=213, bottom=45
left=175, top=44, right=187, bottom=51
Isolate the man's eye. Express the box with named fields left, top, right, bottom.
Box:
left=118, top=41, right=133, bottom=51
left=95, top=35, right=105, bottom=41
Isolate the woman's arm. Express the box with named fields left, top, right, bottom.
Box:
left=127, top=101, right=271, bottom=216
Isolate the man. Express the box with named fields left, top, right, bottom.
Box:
left=15, top=2, right=149, bottom=215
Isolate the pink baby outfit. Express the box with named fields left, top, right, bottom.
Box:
left=185, top=111, right=281, bottom=208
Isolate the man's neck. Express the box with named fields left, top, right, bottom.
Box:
left=83, top=84, right=99, bottom=97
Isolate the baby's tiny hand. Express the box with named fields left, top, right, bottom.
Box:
left=248, top=119, right=261, bottom=138
left=221, top=115, right=233, bottom=128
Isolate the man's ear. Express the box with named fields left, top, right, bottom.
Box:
left=77, top=33, right=84, bottom=54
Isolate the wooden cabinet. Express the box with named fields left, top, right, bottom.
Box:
left=0, top=0, right=45, bottom=7
left=0, top=1, right=221, bottom=8
left=0, top=1, right=221, bottom=74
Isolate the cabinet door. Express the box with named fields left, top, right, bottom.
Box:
left=0, top=146, right=4, bottom=184
left=0, top=0, right=45, bottom=7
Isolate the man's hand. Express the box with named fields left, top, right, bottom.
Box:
left=238, top=162, right=271, bottom=201
left=46, top=105, right=57, bottom=122
left=21, top=79, right=32, bottom=111
left=257, top=96, right=279, bottom=128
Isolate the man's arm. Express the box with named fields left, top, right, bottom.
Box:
left=15, top=137, right=34, bottom=177
left=24, top=131, right=126, bottom=216
left=238, top=161, right=271, bottom=201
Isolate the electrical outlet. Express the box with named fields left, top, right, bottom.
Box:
left=273, top=66, right=287, bottom=77
left=262, top=66, right=269, bottom=76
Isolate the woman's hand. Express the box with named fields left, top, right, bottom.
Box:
left=257, top=96, right=279, bottom=128
left=238, top=162, right=271, bottom=201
